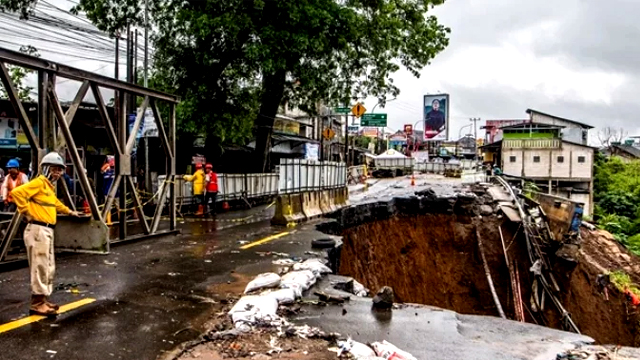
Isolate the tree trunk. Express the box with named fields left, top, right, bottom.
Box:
left=253, top=70, right=287, bottom=172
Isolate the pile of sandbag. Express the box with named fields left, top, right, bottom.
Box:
left=230, top=258, right=333, bottom=331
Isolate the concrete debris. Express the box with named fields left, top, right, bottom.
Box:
left=244, top=273, right=281, bottom=294
left=333, top=278, right=369, bottom=297
left=479, top=205, right=494, bottom=216
left=372, top=286, right=394, bottom=309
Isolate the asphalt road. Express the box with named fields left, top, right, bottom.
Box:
left=0, top=207, right=331, bottom=360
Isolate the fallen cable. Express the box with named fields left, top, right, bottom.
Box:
left=476, top=229, right=506, bottom=319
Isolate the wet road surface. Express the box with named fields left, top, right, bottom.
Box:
left=0, top=205, right=332, bottom=360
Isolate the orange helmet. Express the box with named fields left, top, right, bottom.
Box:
left=205, top=163, right=212, bottom=169
left=195, top=163, right=203, bottom=170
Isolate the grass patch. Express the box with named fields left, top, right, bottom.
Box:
left=610, top=270, right=640, bottom=298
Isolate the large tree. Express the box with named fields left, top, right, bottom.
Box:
left=3, top=0, right=450, bottom=171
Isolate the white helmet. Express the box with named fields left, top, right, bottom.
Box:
left=40, top=152, right=66, bottom=168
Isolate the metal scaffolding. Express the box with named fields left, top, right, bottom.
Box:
left=0, top=47, right=179, bottom=263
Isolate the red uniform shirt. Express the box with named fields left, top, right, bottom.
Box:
left=206, top=172, right=218, bottom=192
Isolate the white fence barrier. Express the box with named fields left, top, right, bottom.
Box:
left=161, top=160, right=347, bottom=205
left=461, top=170, right=488, bottom=184
left=278, top=159, right=346, bottom=194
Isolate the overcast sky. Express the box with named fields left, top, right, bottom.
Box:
left=4, top=0, right=638, bottom=145
left=362, top=0, right=639, bottom=144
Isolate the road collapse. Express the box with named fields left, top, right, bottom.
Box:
left=326, top=178, right=640, bottom=346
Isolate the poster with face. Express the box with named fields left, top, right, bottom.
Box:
left=423, top=94, right=449, bottom=141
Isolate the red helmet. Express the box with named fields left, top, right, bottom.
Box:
left=195, top=163, right=203, bottom=170
left=205, top=163, right=213, bottom=169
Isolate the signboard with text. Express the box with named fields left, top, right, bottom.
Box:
left=360, top=113, right=387, bottom=127
left=362, top=127, right=379, bottom=138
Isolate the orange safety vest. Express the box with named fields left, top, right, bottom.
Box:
left=6, top=173, right=25, bottom=203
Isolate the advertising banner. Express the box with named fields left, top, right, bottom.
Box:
left=423, top=94, right=449, bottom=141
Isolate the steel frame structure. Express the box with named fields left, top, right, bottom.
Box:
left=0, top=47, right=178, bottom=262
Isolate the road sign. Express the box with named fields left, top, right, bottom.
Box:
left=361, top=113, right=387, bottom=127
left=351, top=102, right=366, bottom=118
left=322, top=127, right=336, bottom=140
left=334, top=107, right=350, bottom=114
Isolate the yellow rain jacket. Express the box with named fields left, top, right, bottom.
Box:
left=183, top=169, right=205, bottom=195
left=11, top=175, right=71, bottom=225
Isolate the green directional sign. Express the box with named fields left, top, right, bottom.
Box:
left=360, top=113, right=387, bottom=127
left=334, top=107, right=350, bottom=114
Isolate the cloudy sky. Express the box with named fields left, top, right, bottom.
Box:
left=3, top=0, right=637, bottom=145
left=362, top=0, right=639, bottom=144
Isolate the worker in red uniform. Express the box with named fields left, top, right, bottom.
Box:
left=204, top=164, right=218, bottom=215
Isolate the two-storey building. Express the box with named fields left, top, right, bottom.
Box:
left=483, top=110, right=596, bottom=215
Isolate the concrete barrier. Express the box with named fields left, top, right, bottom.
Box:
left=328, top=189, right=338, bottom=212
left=302, top=191, right=323, bottom=219
left=334, top=187, right=349, bottom=208
left=319, top=189, right=332, bottom=214
left=271, top=194, right=307, bottom=225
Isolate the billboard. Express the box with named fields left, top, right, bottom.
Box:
left=362, top=127, right=378, bottom=138
left=423, top=94, right=449, bottom=141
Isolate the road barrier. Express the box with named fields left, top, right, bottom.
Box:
left=271, top=194, right=307, bottom=225
left=301, top=191, right=323, bottom=219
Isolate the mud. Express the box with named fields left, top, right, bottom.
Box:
left=330, top=191, right=640, bottom=346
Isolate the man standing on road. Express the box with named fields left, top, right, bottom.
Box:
left=2, top=159, right=29, bottom=212
left=11, top=152, right=81, bottom=316
left=183, top=163, right=205, bottom=216
left=204, top=163, right=218, bottom=216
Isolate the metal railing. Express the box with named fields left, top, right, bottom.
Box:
left=503, top=138, right=561, bottom=149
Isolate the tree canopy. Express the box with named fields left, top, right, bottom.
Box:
left=2, top=0, right=450, bottom=170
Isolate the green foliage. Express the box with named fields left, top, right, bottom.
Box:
left=0, top=45, right=40, bottom=101
left=609, top=270, right=640, bottom=298
left=593, top=156, right=640, bottom=253
left=523, top=181, right=540, bottom=198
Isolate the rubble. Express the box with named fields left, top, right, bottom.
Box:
left=372, top=286, right=394, bottom=309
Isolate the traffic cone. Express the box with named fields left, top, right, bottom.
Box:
left=106, top=211, right=112, bottom=225
left=411, top=174, right=415, bottom=186
left=82, top=199, right=91, bottom=214
left=222, top=201, right=230, bottom=211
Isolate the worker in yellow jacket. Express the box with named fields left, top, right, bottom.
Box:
left=183, top=163, right=205, bottom=216
left=12, top=152, right=80, bottom=316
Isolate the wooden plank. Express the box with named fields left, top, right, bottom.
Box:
left=169, top=103, right=176, bottom=231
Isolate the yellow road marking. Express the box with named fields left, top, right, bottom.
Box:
left=240, top=231, right=291, bottom=250
left=0, top=297, right=96, bottom=334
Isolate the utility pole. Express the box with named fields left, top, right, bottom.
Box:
left=470, top=117, right=480, bottom=162
left=144, top=0, right=149, bottom=87
left=344, top=114, right=349, bottom=166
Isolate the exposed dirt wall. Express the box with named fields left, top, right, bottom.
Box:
left=335, top=202, right=640, bottom=346
left=339, top=213, right=513, bottom=316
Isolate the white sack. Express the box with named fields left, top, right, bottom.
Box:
left=244, top=272, right=281, bottom=294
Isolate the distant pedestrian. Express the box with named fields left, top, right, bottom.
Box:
left=204, top=163, right=218, bottom=215
left=11, top=152, right=81, bottom=316
left=183, top=163, right=205, bottom=216
left=2, top=159, right=29, bottom=212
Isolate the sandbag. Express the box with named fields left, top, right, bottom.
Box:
left=228, top=295, right=280, bottom=331
left=293, top=258, right=332, bottom=275
left=244, top=272, right=281, bottom=294
left=371, top=341, right=417, bottom=360
left=280, top=270, right=317, bottom=298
